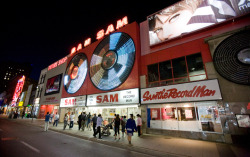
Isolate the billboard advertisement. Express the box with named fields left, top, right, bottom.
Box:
left=148, top=0, right=250, bottom=46
left=62, top=22, right=140, bottom=98
left=45, top=74, right=62, bottom=96
left=11, top=75, right=25, bottom=107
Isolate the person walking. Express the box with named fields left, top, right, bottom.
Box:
left=78, top=112, right=83, bottom=130
left=87, top=112, right=91, bottom=131
left=93, top=114, right=103, bottom=139
left=53, top=112, right=59, bottom=127
left=126, top=114, right=137, bottom=145
left=22, top=110, right=25, bottom=119
left=81, top=112, right=86, bottom=131
left=136, top=114, right=142, bottom=137
left=121, top=115, right=127, bottom=137
left=49, top=112, right=54, bottom=123
left=92, top=114, right=97, bottom=135
left=114, top=114, right=121, bottom=140
left=63, top=113, right=69, bottom=130
left=44, top=112, right=50, bottom=131
left=69, top=112, right=75, bottom=129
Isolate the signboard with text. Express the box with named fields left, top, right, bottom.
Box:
left=60, top=96, right=86, bottom=108
left=87, top=88, right=139, bottom=106
left=141, top=79, right=222, bottom=104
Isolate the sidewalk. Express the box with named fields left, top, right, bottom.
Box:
left=3, top=116, right=250, bottom=157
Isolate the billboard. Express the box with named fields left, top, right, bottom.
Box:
left=11, top=76, right=25, bottom=107
left=45, top=74, right=62, bottom=96
left=148, top=0, right=250, bottom=46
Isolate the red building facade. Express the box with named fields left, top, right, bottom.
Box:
left=139, top=0, right=250, bottom=143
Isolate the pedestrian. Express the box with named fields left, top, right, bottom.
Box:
left=53, top=112, right=59, bottom=127
left=81, top=112, right=86, bottom=131
left=121, top=115, right=127, bottom=137
left=92, top=113, right=97, bottom=135
left=22, top=110, right=25, bottom=119
left=69, top=112, right=75, bottom=129
left=112, top=114, right=116, bottom=136
left=126, top=114, right=137, bottom=145
left=93, top=114, right=103, bottom=139
left=87, top=112, right=91, bottom=131
left=44, top=112, right=50, bottom=131
left=114, top=114, right=121, bottom=140
left=17, top=110, right=20, bottom=118
left=136, top=114, right=142, bottom=137
left=78, top=112, right=82, bottom=130
left=63, top=113, right=69, bottom=130
left=49, top=112, right=54, bottom=123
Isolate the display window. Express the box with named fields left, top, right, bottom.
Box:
left=147, top=101, right=222, bottom=133
left=85, top=106, right=140, bottom=123
left=196, top=102, right=222, bottom=132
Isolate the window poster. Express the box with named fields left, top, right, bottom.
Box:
left=236, top=114, right=250, bottom=128
left=185, top=109, right=193, bottom=119
left=151, top=108, right=161, bottom=120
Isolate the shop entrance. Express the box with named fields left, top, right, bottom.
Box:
left=86, top=105, right=141, bottom=124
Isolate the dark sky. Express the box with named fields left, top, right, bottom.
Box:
left=0, top=0, right=178, bottom=80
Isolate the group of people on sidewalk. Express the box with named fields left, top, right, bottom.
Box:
left=44, top=111, right=142, bottom=145
left=92, top=113, right=142, bottom=144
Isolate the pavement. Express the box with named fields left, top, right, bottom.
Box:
left=1, top=115, right=250, bottom=157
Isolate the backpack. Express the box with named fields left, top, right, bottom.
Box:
left=81, top=114, right=86, bottom=121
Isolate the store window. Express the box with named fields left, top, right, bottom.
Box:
left=161, top=105, right=178, bottom=130
left=147, top=53, right=207, bottom=87
left=196, top=102, right=222, bottom=132
left=147, top=101, right=222, bottom=133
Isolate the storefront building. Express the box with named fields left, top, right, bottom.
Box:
left=60, top=96, right=86, bottom=123
left=60, top=20, right=141, bottom=121
left=38, top=56, right=68, bottom=119
left=33, top=68, right=47, bottom=118
left=139, top=0, right=250, bottom=143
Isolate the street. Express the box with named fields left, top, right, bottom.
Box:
left=0, top=118, right=154, bottom=157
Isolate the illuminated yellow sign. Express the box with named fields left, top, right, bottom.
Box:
left=19, top=101, right=23, bottom=106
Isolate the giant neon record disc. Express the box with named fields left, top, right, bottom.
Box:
left=90, top=32, right=136, bottom=90
left=64, top=53, right=88, bottom=94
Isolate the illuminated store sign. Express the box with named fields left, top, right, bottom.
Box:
left=87, top=88, right=139, bottom=106
left=48, top=56, right=67, bottom=71
left=141, top=79, right=222, bottom=104
left=11, top=76, right=25, bottom=106
left=60, top=96, right=86, bottom=107
left=71, top=16, right=128, bottom=54
left=148, top=0, right=250, bottom=46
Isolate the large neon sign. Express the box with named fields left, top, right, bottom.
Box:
left=11, top=75, right=25, bottom=107
left=70, top=16, right=128, bottom=54
left=48, top=56, right=68, bottom=71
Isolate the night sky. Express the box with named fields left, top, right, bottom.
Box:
left=0, top=0, right=178, bottom=80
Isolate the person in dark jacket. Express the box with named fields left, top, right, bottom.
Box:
left=126, top=114, right=137, bottom=145
left=92, top=114, right=97, bottom=135
left=114, top=114, right=121, bottom=140
left=44, top=112, right=50, bottom=131
left=78, top=112, right=83, bottom=130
